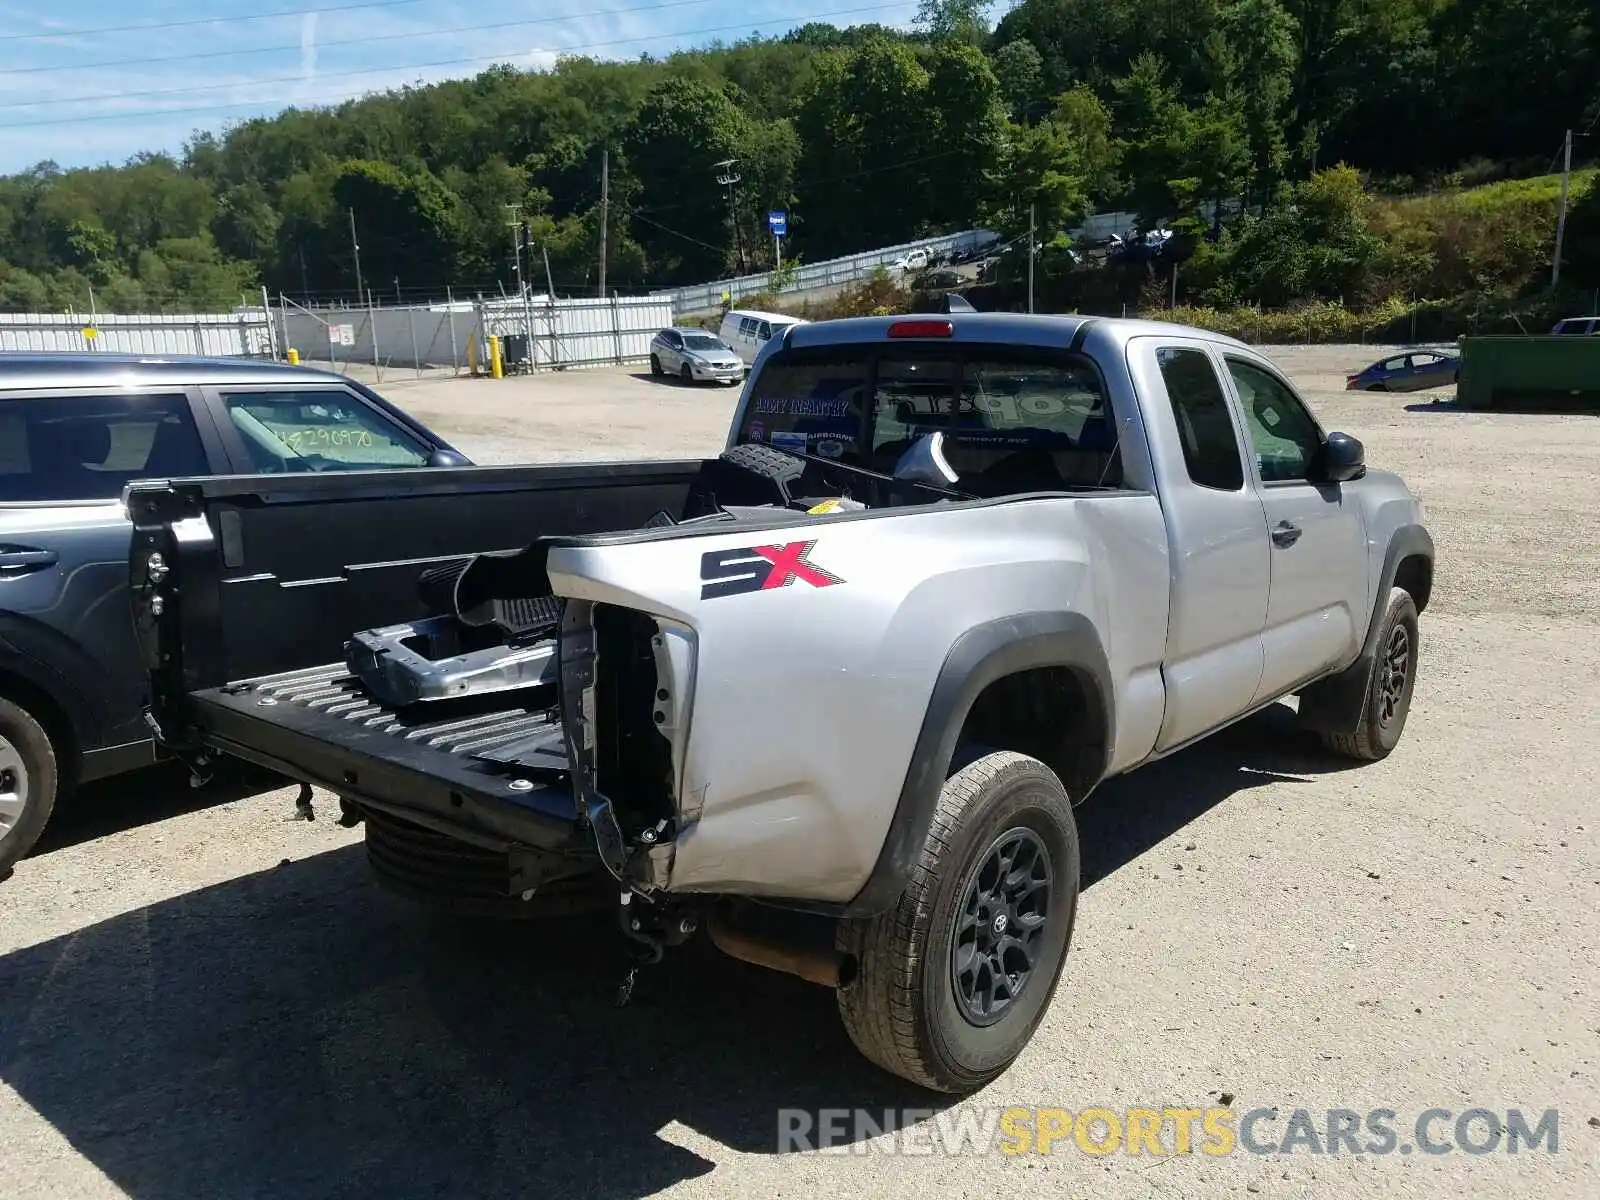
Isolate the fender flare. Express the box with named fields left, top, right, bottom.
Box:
left=1297, top=523, right=1434, bottom=733
left=842, top=610, right=1114, bottom=917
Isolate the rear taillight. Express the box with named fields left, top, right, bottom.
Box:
left=887, top=320, right=953, bottom=338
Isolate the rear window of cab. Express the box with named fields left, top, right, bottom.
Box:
left=736, top=342, right=1121, bottom=493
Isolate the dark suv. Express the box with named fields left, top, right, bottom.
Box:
left=0, top=353, right=470, bottom=875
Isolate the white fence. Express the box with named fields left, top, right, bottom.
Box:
left=0, top=309, right=275, bottom=357
left=479, top=294, right=674, bottom=370
left=276, top=294, right=675, bottom=374
left=277, top=301, right=477, bottom=374
left=659, top=229, right=1001, bottom=316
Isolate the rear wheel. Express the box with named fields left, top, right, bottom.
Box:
left=649, top=353, right=662, bottom=375
left=1318, top=587, right=1419, bottom=761
left=836, top=750, right=1080, bottom=1093
left=0, top=697, right=58, bottom=878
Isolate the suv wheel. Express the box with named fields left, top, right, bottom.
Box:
left=0, top=697, right=58, bottom=877
left=836, top=750, right=1079, bottom=1093
left=1318, top=586, right=1419, bottom=761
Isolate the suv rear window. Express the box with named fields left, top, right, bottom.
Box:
left=737, top=342, right=1119, bottom=494
left=0, top=392, right=208, bottom=502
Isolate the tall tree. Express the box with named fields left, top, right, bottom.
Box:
left=794, top=38, right=932, bottom=253
left=990, top=39, right=1046, bottom=121
left=992, top=85, right=1119, bottom=241
left=331, top=159, right=465, bottom=293
left=623, top=77, right=751, bottom=280
left=1219, top=0, right=1299, bottom=205
left=914, top=0, right=994, bottom=46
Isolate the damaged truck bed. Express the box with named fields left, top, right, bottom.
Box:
left=129, top=312, right=1434, bottom=1094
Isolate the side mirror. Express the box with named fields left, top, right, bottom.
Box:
left=893, top=431, right=960, bottom=488
left=1321, top=431, right=1365, bottom=482
left=427, top=448, right=472, bottom=468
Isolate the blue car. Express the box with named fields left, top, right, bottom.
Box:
left=1346, top=348, right=1460, bottom=392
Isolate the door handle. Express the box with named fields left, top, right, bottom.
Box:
left=1271, top=521, right=1302, bottom=548
left=0, top=548, right=59, bottom=570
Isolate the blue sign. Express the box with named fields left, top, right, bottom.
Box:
left=767, top=210, right=788, bottom=237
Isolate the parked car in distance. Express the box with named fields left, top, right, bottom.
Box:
left=0, top=352, right=472, bottom=876
left=649, top=328, right=744, bottom=385
left=718, top=309, right=808, bottom=370
left=893, top=248, right=931, bottom=273
left=1550, top=316, right=1598, bottom=335
left=1345, top=348, right=1460, bottom=391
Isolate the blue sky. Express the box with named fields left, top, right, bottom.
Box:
left=0, top=0, right=923, bottom=173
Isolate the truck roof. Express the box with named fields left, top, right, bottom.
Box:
left=782, top=311, right=1254, bottom=353
left=0, top=351, right=347, bottom=390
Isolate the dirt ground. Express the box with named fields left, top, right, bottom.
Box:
left=2, top=344, right=1597, bottom=1199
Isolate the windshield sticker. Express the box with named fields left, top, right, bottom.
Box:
left=771, top=430, right=808, bottom=452
left=889, top=391, right=1100, bottom=424
left=816, top=438, right=847, bottom=458
left=701, top=539, right=844, bottom=600
left=753, top=395, right=855, bottom=420
left=748, top=420, right=765, bottom=442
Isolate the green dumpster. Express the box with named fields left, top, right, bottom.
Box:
left=1457, top=335, right=1600, bottom=410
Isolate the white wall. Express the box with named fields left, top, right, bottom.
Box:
left=276, top=295, right=675, bottom=372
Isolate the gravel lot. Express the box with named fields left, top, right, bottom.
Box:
left=2, top=345, right=1596, bottom=1199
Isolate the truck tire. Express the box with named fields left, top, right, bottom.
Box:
left=836, top=750, right=1080, bottom=1093
left=0, top=697, right=58, bottom=878
left=1318, top=586, right=1419, bottom=761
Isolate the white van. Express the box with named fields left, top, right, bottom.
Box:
left=719, top=309, right=808, bottom=370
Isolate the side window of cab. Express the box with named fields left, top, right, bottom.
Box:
left=1225, top=356, right=1324, bottom=483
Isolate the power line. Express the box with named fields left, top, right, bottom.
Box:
left=0, top=3, right=915, bottom=128
left=0, top=0, right=435, bottom=43
left=0, top=0, right=722, bottom=78
left=631, top=211, right=728, bottom=253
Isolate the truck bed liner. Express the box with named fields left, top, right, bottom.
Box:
left=193, top=661, right=581, bottom=852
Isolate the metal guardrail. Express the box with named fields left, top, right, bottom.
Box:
left=655, top=200, right=1242, bottom=318
left=658, top=229, right=1000, bottom=316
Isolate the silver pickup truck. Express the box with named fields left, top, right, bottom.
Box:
left=128, top=312, right=1434, bottom=1094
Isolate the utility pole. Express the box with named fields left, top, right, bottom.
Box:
left=347, top=208, right=364, bottom=306
left=541, top=239, right=560, bottom=368
left=716, top=158, right=745, bottom=274
left=1553, top=128, right=1573, bottom=289
left=1027, top=202, right=1036, bottom=314
left=598, top=149, right=609, bottom=298
left=505, top=202, right=525, bottom=299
